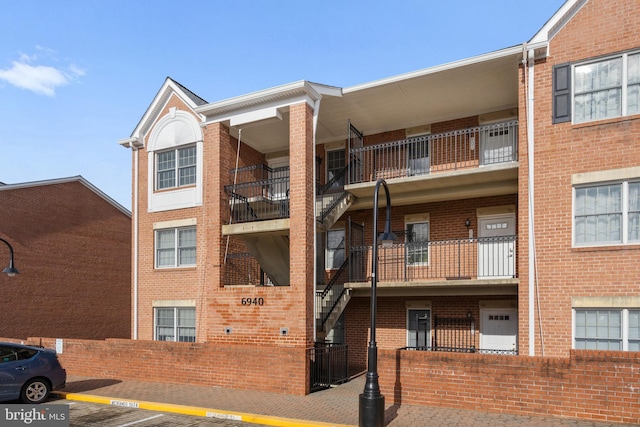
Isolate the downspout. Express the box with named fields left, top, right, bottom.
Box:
left=525, top=46, right=536, bottom=356
left=312, top=96, right=321, bottom=344
left=129, top=141, right=140, bottom=340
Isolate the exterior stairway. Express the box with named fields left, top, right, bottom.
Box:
left=238, top=234, right=290, bottom=286
left=316, top=191, right=354, bottom=230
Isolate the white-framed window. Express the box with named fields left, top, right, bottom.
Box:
left=156, top=145, right=197, bottom=190
left=155, top=307, right=196, bottom=342
left=406, top=219, right=429, bottom=265
left=573, top=51, right=640, bottom=124
left=326, top=229, right=345, bottom=270
left=407, top=308, right=431, bottom=348
left=155, top=226, right=196, bottom=268
left=326, top=149, right=346, bottom=188
left=574, top=308, right=640, bottom=351
left=574, top=180, right=640, bottom=246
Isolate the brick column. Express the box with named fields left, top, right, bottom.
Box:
left=289, top=101, right=315, bottom=345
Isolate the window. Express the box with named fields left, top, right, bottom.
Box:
left=326, top=149, right=346, bottom=188
left=406, top=221, right=429, bottom=265
left=155, top=227, right=196, bottom=268
left=558, top=51, right=640, bottom=124
left=326, top=229, right=345, bottom=270
left=574, top=181, right=640, bottom=246
left=156, top=145, right=197, bottom=190
left=407, top=309, right=430, bottom=348
left=155, top=307, right=195, bottom=342
left=574, top=309, right=640, bottom=351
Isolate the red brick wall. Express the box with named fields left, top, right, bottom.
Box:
left=10, top=336, right=638, bottom=420
left=0, top=181, right=131, bottom=340
left=14, top=338, right=307, bottom=395
left=378, top=349, right=640, bottom=424
left=517, top=0, right=640, bottom=356
left=135, top=94, right=207, bottom=342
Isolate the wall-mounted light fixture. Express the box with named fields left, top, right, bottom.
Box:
left=0, top=238, right=19, bottom=277
left=465, top=218, right=471, bottom=229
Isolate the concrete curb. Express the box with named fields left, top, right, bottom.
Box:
left=52, top=391, right=356, bottom=427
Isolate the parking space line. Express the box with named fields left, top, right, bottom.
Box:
left=117, top=414, right=164, bottom=427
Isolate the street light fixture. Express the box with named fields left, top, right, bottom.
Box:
left=0, top=238, right=19, bottom=277
left=359, top=178, right=396, bottom=427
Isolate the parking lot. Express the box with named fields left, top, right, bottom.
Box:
left=49, top=398, right=264, bottom=427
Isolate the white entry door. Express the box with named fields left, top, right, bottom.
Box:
left=480, top=308, right=517, bottom=353
left=478, top=214, right=515, bottom=279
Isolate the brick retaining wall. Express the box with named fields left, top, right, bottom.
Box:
left=5, top=337, right=639, bottom=423
left=378, top=349, right=640, bottom=424
left=4, top=338, right=308, bottom=395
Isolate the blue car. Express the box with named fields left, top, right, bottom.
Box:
left=0, top=342, right=66, bottom=403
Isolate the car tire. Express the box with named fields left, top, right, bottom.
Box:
left=20, top=378, right=50, bottom=404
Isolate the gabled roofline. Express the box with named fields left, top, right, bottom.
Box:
left=195, top=80, right=342, bottom=118
left=120, top=77, right=207, bottom=148
left=529, top=0, right=589, bottom=45
left=0, top=176, right=131, bottom=217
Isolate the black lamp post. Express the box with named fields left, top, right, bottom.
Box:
left=0, top=238, right=19, bottom=277
left=359, top=178, right=396, bottom=427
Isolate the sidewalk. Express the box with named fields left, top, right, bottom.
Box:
left=53, top=375, right=638, bottom=427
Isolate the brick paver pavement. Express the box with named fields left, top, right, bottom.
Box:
left=59, top=375, right=638, bottom=427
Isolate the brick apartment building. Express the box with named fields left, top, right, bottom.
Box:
left=118, top=0, right=638, bottom=392
left=0, top=176, right=131, bottom=340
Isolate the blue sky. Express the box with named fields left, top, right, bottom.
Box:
left=0, top=0, right=564, bottom=210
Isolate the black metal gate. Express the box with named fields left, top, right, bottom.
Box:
left=433, top=315, right=476, bottom=352
left=309, top=343, right=349, bottom=392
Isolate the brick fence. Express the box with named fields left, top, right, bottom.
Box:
left=3, top=337, right=308, bottom=396
left=378, top=349, right=640, bottom=425
left=5, top=337, right=639, bottom=423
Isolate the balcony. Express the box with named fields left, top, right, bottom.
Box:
left=347, top=235, right=518, bottom=293
left=346, top=121, right=519, bottom=208
left=224, top=164, right=290, bottom=224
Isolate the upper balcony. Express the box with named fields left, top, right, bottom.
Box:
left=347, top=233, right=518, bottom=297
left=223, top=120, right=518, bottom=232
left=346, top=120, right=519, bottom=209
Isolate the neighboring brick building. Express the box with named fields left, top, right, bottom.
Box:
left=119, top=0, right=638, bottom=393
left=0, top=176, right=131, bottom=340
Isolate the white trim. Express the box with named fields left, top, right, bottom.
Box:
left=572, top=166, right=640, bottom=186
left=572, top=296, right=640, bottom=308
left=152, top=300, right=196, bottom=307
left=147, top=109, right=204, bottom=212
left=345, top=46, right=524, bottom=94
left=196, top=81, right=341, bottom=118
left=153, top=218, right=197, bottom=230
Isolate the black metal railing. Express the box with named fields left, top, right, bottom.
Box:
left=316, top=257, right=350, bottom=330
left=308, top=343, right=349, bottom=392
left=349, top=235, right=517, bottom=283
left=401, top=346, right=518, bottom=355
left=433, top=315, right=475, bottom=352
left=349, top=120, right=518, bottom=184
left=225, top=164, right=290, bottom=223
left=316, top=162, right=352, bottom=223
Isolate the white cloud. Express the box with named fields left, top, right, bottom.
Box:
left=0, top=52, right=85, bottom=97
